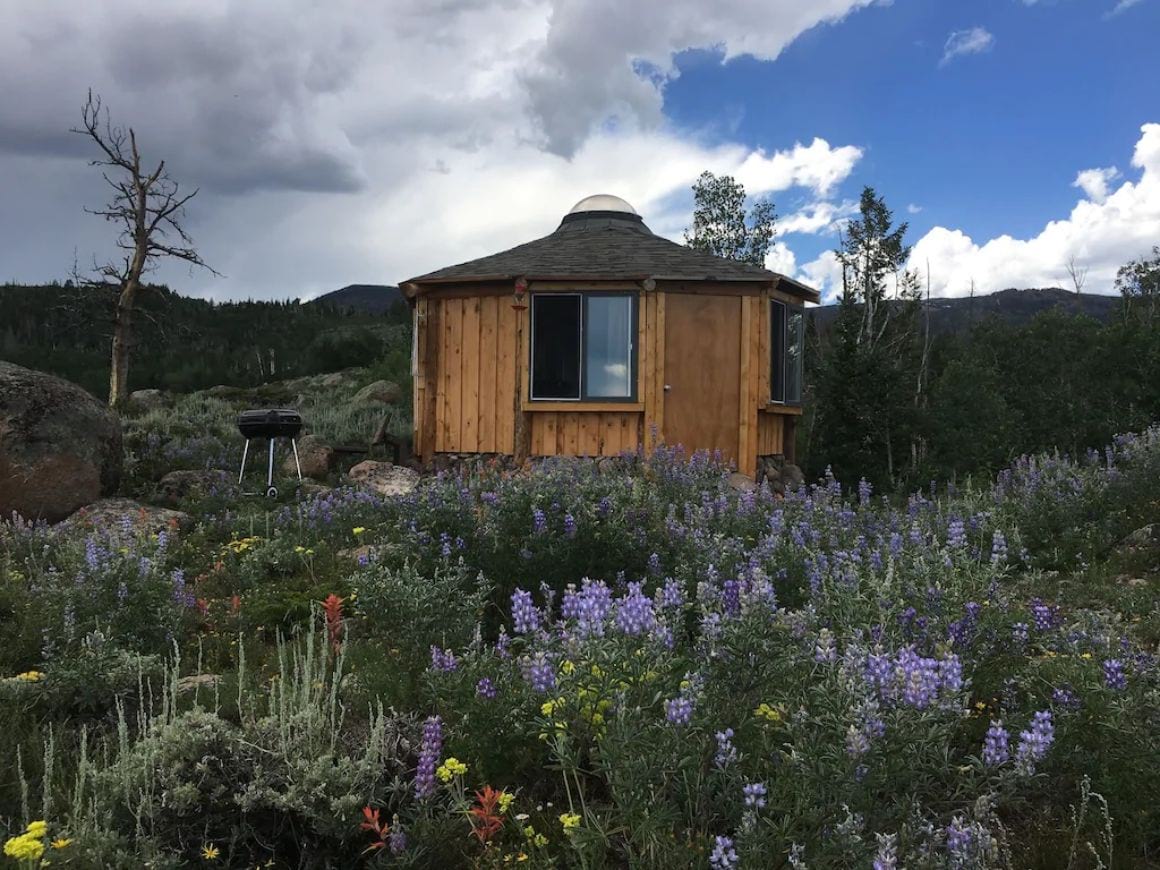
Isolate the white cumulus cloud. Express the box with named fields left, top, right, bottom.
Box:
left=907, top=123, right=1160, bottom=297
left=940, top=27, right=995, bottom=66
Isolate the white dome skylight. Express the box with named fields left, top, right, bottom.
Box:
left=567, top=194, right=638, bottom=216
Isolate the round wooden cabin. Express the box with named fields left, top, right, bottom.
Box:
left=401, top=194, right=818, bottom=477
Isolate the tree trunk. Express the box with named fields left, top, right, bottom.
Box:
left=108, top=281, right=138, bottom=407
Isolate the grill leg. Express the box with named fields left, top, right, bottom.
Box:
left=267, top=438, right=276, bottom=489
left=291, top=438, right=303, bottom=481
left=239, top=439, right=250, bottom=484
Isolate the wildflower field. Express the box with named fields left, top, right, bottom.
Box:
left=2, top=427, right=1160, bottom=868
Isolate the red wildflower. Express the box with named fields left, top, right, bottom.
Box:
left=322, top=594, right=345, bottom=654
left=468, top=785, right=505, bottom=844
left=230, top=595, right=241, bottom=614
left=360, top=805, right=388, bottom=852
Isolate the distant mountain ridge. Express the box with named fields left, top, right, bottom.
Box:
left=308, top=284, right=405, bottom=314
left=810, top=287, right=1121, bottom=334
left=306, top=284, right=1121, bottom=329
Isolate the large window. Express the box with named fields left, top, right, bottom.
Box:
left=771, top=299, right=804, bottom=405
left=531, top=293, right=635, bottom=401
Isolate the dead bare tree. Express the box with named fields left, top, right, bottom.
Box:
left=1066, top=255, right=1089, bottom=295
left=73, top=90, right=217, bottom=407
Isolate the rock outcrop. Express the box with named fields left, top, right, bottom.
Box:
left=63, top=497, right=192, bottom=537
left=352, top=380, right=403, bottom=406
left=282, top=434, right=334, bottom=478
left=0, top=362, right=123, bottom=522
left=347, top=460, right=419, bottom=497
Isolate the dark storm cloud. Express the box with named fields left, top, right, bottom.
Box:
left=0, top=4, right=368, bottom=195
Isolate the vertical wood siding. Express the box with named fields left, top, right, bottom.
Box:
left=529, top=411, right=642, bottom=457
left=427, top=295, right=519, bottom=455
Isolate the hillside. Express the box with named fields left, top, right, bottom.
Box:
left=0, top=282, right=409, bottom=399
left=809, top=286, right=1121, bottom=334
left=308, top=284, right=406, bottom=314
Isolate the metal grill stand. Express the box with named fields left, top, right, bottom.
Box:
left=237, top=409, right=304, bottom=498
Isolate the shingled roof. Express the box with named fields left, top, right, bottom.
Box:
left=402, top=204, right=818, bottom=302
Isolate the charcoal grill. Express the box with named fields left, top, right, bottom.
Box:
left=236, top=409, right=303, bottom=497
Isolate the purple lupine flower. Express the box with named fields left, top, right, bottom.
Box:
left=511, top=589, right=540, bottom=634
left=561, top=584, right=581, bottom=620
left=563, top=512, right=577, bottom=539
left=814, top=628, right=837, bottom=663
left=414, top=716, right=442, bottom=800
left=596, top=496, right=612, bottom=517
left=647, top=552, right=662, bottom=576
left=939, top=654, right=963, bottom=693
left=615, top=582, right=656, bottom=636
left=845, top=724, right=871, bottom=757
left=1103, top=659, right=1126, bottom=690
left=532, top=508, right=547, bottom=534
left=577, top=579, right=613, bottom=637
left=858, top=477, right=873, bottom=505
left=494, top=629, right=511, bottom=659
left=1052, top=685, right=1081, bottom=710
left=524, top=653, right=555, bottom=693
left=982, top=721, right=1009, bottom=766
left=1012, top=622, right=1029, bottom=648
left=990, top=530, right=1008, bottom=565
left=1015, top=710, right=1054, bottom=774
left=947, top=518, right=967, bottom=550
left=475, top=677, right=496, bottom=699
left=429, top=646, right=458, bottom=672
left=1030, top=598, right=1056, bottom=632
left=664, top=696, right=693, bottom=726
left=656, top=577, right=684, bottom=610
left=742, top=782, right=767, bottom=809
left=873, top=833, right=898, bottom=870
left=946, top=817, right=974, bottom=863
left=714, top=728, right=737, bottom=768
left=389, top=826, right=407, bottom=854
left=708, top=836, right=738, bottom=870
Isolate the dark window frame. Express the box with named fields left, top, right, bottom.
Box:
left=770, top=298, right=804, bottom=407
left=529, top=291, right=638, bottom=402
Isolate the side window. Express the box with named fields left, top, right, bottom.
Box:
left=786, top=307, right=803, bottom=404
left=771, top=300, right=804, bottom=405
left=771, top=300, right=786, bottom=403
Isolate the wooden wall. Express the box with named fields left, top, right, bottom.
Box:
left=413, top=283, right=801, bottom=473
left=417, top=294, right=519, bottom=457
left=529, top=411, right=641, bottom=457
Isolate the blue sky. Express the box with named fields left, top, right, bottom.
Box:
left=0, top=0, right=1157, bottom=301
left=660, top=0, right=1160, bottom=291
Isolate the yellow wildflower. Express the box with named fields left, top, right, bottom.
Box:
left=523, top=826, right=536, bottom=838
left=352, top=527, right=367, bottom=536
left=498, top=791, right=515, bottom=814
left=16, top=671, right=43, bottom=682
left=755, top=703, right=782, bottom=723
left=1080, top=652, right=1093, bottom=659
left=436, top=757, right=468, bottom=782
left=51, top=838, right=72, bottom=850
left=517, top=853, right=528, bottom=862
left=4, top=833, right=44, bottom=861
left=202, top=842, right=220, bottom=860
left=559, top=812, right=582, bottom=831
left=533, top=833, right=549, bottom=848
left=25, top=821, right=47, bottom=839
left=561, top=659, right=575, bottom=675
left=541, top=700, right=557, bottom=717
left=590, top=664, right=603, bottom=677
